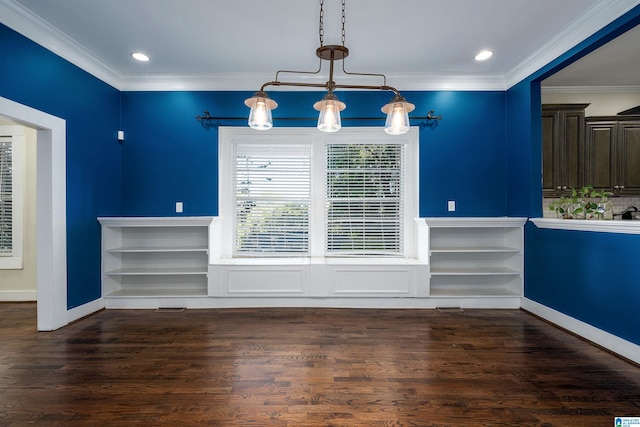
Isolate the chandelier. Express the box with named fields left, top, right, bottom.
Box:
left=244, top=0, right=417, bottom=135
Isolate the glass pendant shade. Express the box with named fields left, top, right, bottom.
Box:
left=244, top=92, right=278, bottom=130
left=313, top=94, right=346, bottom=133
left=382, top=95, right=415, bottom=135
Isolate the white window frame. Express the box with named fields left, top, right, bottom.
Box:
left=218, top=127, right=419, bottom=259
left=0, top=126, right=25, bottom=269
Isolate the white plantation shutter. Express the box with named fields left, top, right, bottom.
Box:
left=325, top=143, right=404, bottom=256
left=234, top=143, right=311, bottom=256
left=0, top=136, right=12, bottom=256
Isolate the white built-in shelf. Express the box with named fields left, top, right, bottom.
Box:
left=106, top=247, right=208, bottom=254
left=106, top=267, right=208, bottom=276
left=105, top=288, right=207, bottom=298
left=430, top=267, right=520, bottom=275
left=430, top=247, right=520, bottom=254
left=98, top=217, right=214, bottom=299
left=424, top=217, right=527, bottom=298
left=429, top=286, right=521, bottom=297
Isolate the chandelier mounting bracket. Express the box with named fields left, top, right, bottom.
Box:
left=316, top=45, right=349, bottom=61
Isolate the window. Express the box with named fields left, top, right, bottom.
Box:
left=326, top=143, right=404, bottom=255
left=0, top=136, right=12, bottom=255
left=234, top=143, right=311, bottom=256
left=219, top=127, right=418, bottom=259
left=0, top=126, right=25, bottom=269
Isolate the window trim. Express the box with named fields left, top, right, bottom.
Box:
left=218, top=127, right=419, bottom=259
left=0, top=125, right=25, bottom=269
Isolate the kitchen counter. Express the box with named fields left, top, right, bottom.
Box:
left=530, top=218, right=640, bottom=234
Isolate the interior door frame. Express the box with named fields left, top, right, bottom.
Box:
left=0, top=96, right=67, bottom=331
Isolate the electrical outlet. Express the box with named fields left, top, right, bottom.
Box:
left=447, top=200, right=456, bottom=212
left=176, top=201, right=183, bottom=213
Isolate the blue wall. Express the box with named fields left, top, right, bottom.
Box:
left=0, top=24, right=121, bottom=309
left=505, top=80, right=541, bottom=218
left=506, top=6, right=640, bottom=346
left=121, top=90, right=507, bottom=218
left=526, top=223, right=640, bottom=344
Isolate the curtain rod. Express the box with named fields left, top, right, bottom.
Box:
left=195, top=110, right=442, bottom=123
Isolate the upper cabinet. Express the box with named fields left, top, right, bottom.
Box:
left=542, top=104, right=588, bottom=197
left=585, top=116, right=640, bottom=196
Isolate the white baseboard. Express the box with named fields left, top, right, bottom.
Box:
left=0, top=290, right=37, bottom=301
left=104, top=295, right=522, bottom=310
left=521, top=298, right=640, bottom=365
left=66, top=298, right=105, bottom=324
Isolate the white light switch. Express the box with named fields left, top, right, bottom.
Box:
left=447, top=200, right=456, bottom=212
left=176, top=201, right=183, bottom=213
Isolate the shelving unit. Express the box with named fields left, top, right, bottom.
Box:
left=98, top=217, right=214, bottom=298
left=424, top=218, right=527, bottom=298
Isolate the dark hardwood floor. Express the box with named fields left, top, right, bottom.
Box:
left=1, top=303, right=639, bottom=426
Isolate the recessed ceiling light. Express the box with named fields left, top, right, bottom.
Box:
left=475, top=50, right=493, bottom=61
left=131, top=52, right=150, bottom=62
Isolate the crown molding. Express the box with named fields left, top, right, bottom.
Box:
left=542, top=85, right=640, bottom=94
left=504, top=0, right=640, bottom=89
left=0, top=0, right=122, bottom=90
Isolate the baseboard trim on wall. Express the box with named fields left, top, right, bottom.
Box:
left=103, top=296, right=522, bottom=310
left=521, top=297, right=640, bottom=365
left=66, top=298, right=105, bottom=325
left=0, top=290, right=37, bottom=301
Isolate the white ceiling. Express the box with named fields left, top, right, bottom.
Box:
left=0, top=0, right=639, bottom=91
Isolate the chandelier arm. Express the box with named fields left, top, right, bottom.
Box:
left=333, top=83, right=399, bottom=95
left=259, top=80, right=401, bottom=95
left=274, top=58, right=323, bottom=83
left=341, top=59, right=388, bottom=87
left=260, top=81, right=330, bottom=91
left=259, top=81, right=401, bottom=94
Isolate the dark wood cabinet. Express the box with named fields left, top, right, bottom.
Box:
left=585, top=116, right=640, bottom=195
left=542, top=104, right=588, bottom=197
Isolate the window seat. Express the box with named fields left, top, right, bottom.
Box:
left=208, top=256, right=428, bottom=298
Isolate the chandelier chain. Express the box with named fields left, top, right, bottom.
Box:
left=319, top=0, right=346, bottom=47
left=319, top=0, right=324, bottom=47
left=341, top=0, right=346, bottom=46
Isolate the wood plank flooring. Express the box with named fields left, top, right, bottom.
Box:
left=1, top=303, right=639, bottom=426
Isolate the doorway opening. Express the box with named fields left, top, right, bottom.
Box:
left=0, top=96, right=67, bottom=331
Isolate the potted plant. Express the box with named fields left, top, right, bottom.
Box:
left=548, top=186, right=613, bottom=220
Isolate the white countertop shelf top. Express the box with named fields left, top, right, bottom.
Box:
left=530, top=218, right=640, bottom=234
